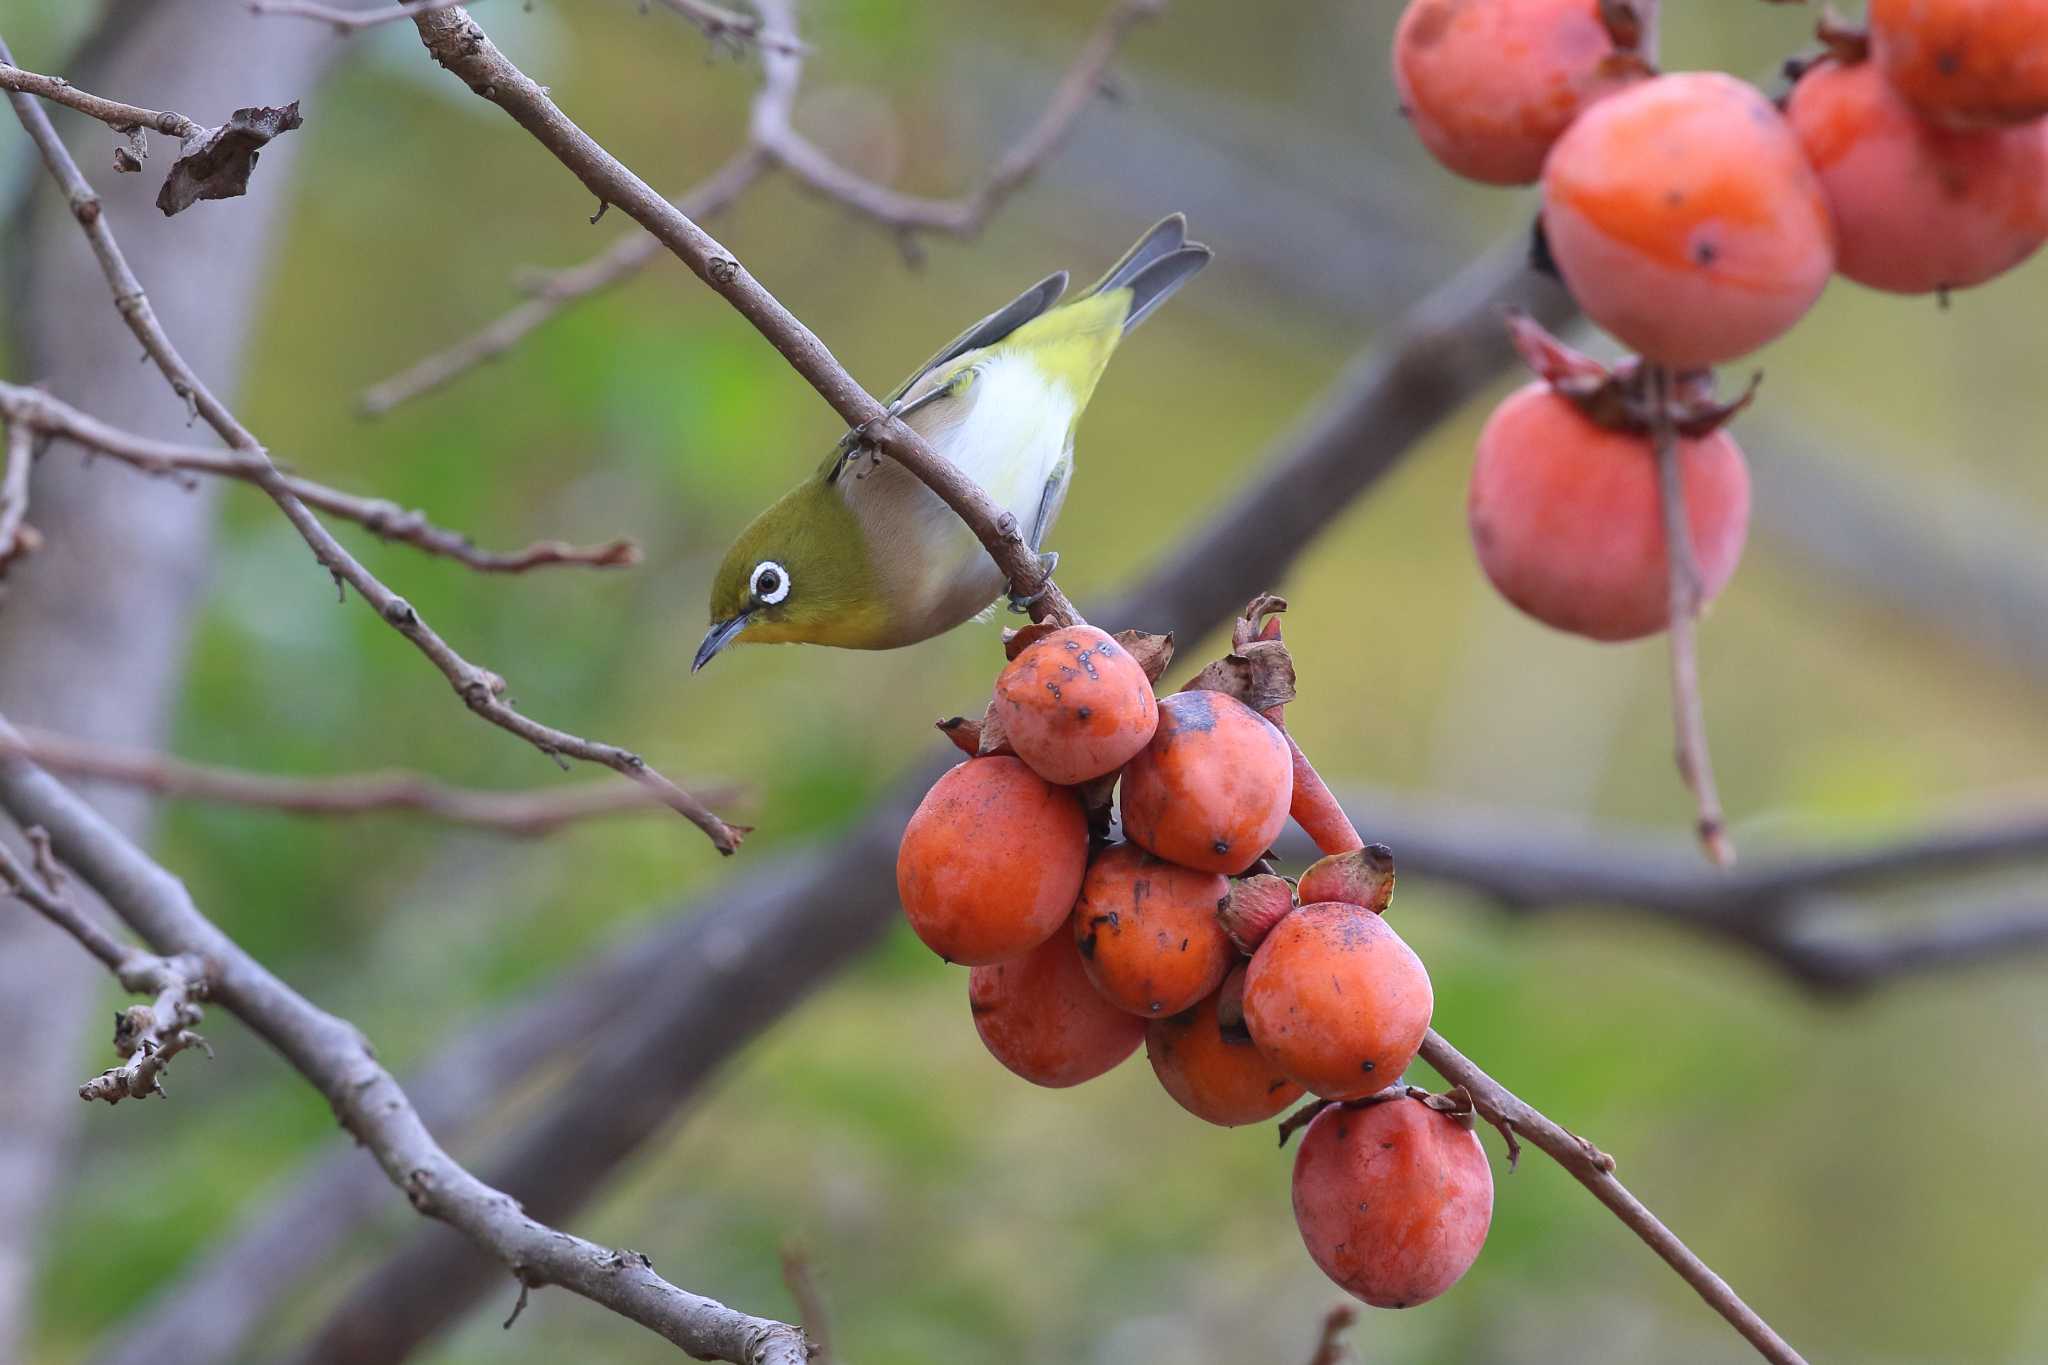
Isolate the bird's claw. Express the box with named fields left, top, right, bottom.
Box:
left=1006, top=551, right=1059, bottom=614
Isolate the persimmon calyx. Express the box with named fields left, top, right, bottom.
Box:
left=1504, top=311, right=1764, bottom=438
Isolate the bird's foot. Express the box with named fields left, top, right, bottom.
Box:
left=1006, top=551, right=1059, bottom=614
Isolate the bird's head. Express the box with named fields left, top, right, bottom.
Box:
left=695, top=483, right=877, bottom=670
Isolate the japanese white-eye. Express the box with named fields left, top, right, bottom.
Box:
left=694, top=214, right=1210, bottom=670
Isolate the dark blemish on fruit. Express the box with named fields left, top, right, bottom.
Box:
left=1694, top=239, right=1719, bottom=265
left=1212, top=839, right=1230, bottom=855
left=1267, top=1078, right=1288, bottom=1092
left=1179, top=937, right=1189, bottom=952
left=1360, top=1059, right=1376, bottom=1073
left=969, top=1000, right=995, bottom=1015
left=1664, top=188, right=1684, bottom=207
left=1075, top=646, right=1102, bottom=681
left=1076, top=706, right=1092, bottom=721
left=1167, top=689, right=1216, bottom=733
left=1044, top=681, right=1062, bottom=701
left=1936, top=49, right=1960, bottom=76
left=1216, top=895, right=1229, bottom=911
left=1380, top=1141, right=1396, bottom=1151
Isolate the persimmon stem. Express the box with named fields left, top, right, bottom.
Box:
left=1648, top=364, right=1735, bottom=866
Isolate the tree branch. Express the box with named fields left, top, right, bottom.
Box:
left=359, top=148, right=768, bottom=414
left=362, top=0, right=1154, bottom=412
left=0, top=60, right=201, bottom=139
left=1418, top=1031, right=1807, bottom=1365
left=648, top=0, right=804, bottom=56
left=0, top=725, right=740, bottom=837
left=0, top=418, right=36, bottom=575
left=0, top=43, right=742, bottom=852
left=0, top=380, right=639, bottom=572
left=247, top=0, right=476, bottom=33
left=0, top=727, right=808, bottom=1363
left=1649, top=364, right=1732, bottom=864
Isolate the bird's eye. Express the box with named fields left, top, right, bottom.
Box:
left=750, top=560, right=790, bottom=606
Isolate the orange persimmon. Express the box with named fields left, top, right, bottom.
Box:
left=1072, top=842, right=1234, bottom=1017
left=896, top=756, right=1087, bottom=966
left=993, top=625, right=1159, bottom=785
left=1870, top=0, right=2048, bottom=128
left=1541, top=72, right=1836, bottom=366
left=1292, top=1096, right=1494, bottom=1308
left=1119, top=690, right=1293, bottom=875
left=1146, top=965, right=1304, bottom=1127
left=969, top=923, right=1147, bottom=1088
left=1242, top=901, right=1433, bottom=1101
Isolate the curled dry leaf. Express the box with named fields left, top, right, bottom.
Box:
left=156, top=102, right=304, bottom=217
left=1111, top=628, right=1175, bottom=685
left=936, top=716, right=982, bottom=758
left=1001, top=622, right=1058, bottom=661
left=1218, top=872, right=1295, bottom=954
left=1503, top=310, right=1762, bottom=439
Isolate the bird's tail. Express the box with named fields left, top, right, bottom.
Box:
left=1082, top=213, right=1212, bottom=334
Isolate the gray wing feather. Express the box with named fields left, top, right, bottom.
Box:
left=884, top=270, right=1069, bottom=403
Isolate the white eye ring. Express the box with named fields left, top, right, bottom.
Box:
left=750, top=560, right=791, bottom=606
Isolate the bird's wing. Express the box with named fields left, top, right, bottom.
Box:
left=883, top=270, right=1070, bottom=404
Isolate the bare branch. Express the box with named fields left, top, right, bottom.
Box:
left=1418, top=1031, right=1807, bottom=1365
left=0, top=381, right=639, bottom=573
left=0, top=725, right=740, bottom=837
left=1650, top=362, right=1731, bottom=863
left=408, top=7, right=1079, bottom=626
left=0, top=60, right=201, bottom=140
left=647, top=0, right=804, bottom=56
left=0, top=840, right=215, bottom=1102
left=359, top=149, right=768, bottom=415
left=362, top=0, right=1154, bottom=411
left=777, top=1244, right=834, bottom=1363
left=0, top=419, right=37, bottom=575
left=0, top=728, right=808, bottom=1363
left=248, top=0, right=476, bottom=32
left=750, top=0, right=1162, bottom=236
left=0, top=48, right=742, bottom=852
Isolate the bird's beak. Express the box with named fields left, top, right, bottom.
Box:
left=692, top=612, right=751, bottom=672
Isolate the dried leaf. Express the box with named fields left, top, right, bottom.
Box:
left=935, top=716, right=982, bottom=758
left=1001, top=622, right=1057, bottom=661
left=1111, top=628, right=1175, bottom=684
left=156, top=102, right=303, bottom=217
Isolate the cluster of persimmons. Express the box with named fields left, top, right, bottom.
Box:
left=1395, top=0, right=2048, bottom=643
left=895, top=602, right=1493, bottom=1310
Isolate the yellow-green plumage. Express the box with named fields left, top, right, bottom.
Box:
left=698, top=215, right=1210, bottom=668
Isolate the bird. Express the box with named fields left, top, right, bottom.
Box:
left=693, top=214, right=1210, bottom=671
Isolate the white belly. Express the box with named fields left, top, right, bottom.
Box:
left=932, top=353, right=1075, bottom=535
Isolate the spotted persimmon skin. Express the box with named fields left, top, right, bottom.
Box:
left=1119, top=691, right=1293, bottom=875
left=1871, top=0, right=2048, bottom=129
left=1072, top=842, right=1233, bottom=1017
left=994, top=626, right=1159, bottom=786
left=1243, top=902, right=1433, bottom=1101
left=1788, top=58, right=2048, bottom=294
left=969, top=922, right=1147, bottom=1088
left=1469, top=384, right=1751, bottom=642
left=1541, top=72, right=1836, bottom=366
left=896, top=757, right=1088, bottom=966
left=1292, top=1098, right=1494, bottom=1309
left=1146, top=965, right=1304, bottom=1126
left=1393, top=0, right=1634, bottom=185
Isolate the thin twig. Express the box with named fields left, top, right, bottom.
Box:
left=648, top=0, right=804, bottom=56
left=0, top=728, right=808, bottom=1364
left=1418, top=1030, right=1807, bottom=1365
left=248, top=0, right=477, bottom=32
left=0, top=60, right=201, bottom=139
left=362, top=0, right=1154, bottom=412
left=408, top=6, right=1080, bottom=625
left=0, top=418, right=37, bottom=574
left=0, top=726, right=740, bottom=836
left=777, top=1244, right=834, bottom=1364
left=360, top=148, right=768, bottom=415
left=1649, top=364, right=1733, bottom=865
left=0, top=840, right=214, bottom=1102
left=0, top=381, right=640, bottom=573
left=0, top=45, right=743, bottom=853
left=1303, top=1304, right=1357, bottom=1365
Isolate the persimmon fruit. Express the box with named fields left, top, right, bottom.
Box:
left=1869, top=0, right=2048, bottom=129
left=1541, top=71, right=1836, bottom=366
left=1072, top=842, right=1234, bottom=1017
left=1292, top=1097, right=1494, bottom=1308
left=1469, top=383, right=1751, bottom=642
left=1391, top=0, right=1636, bottom=186
left=1788, top=57, right=2048, bottom=295
left=896, top=756, right=1088, bottom=966
left=1146, top=965, right=1304, bottom=1127
left=969, top=923, right=1147, bottom=1088
left=1119, top=690, right=1293, bottom=875
left=993, top=625, right=1159, bottom=785
left=1242, top=901, right=1434, bottom=1101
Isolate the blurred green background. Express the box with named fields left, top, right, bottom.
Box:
left=8, top=1, right=2048, bottom=1361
